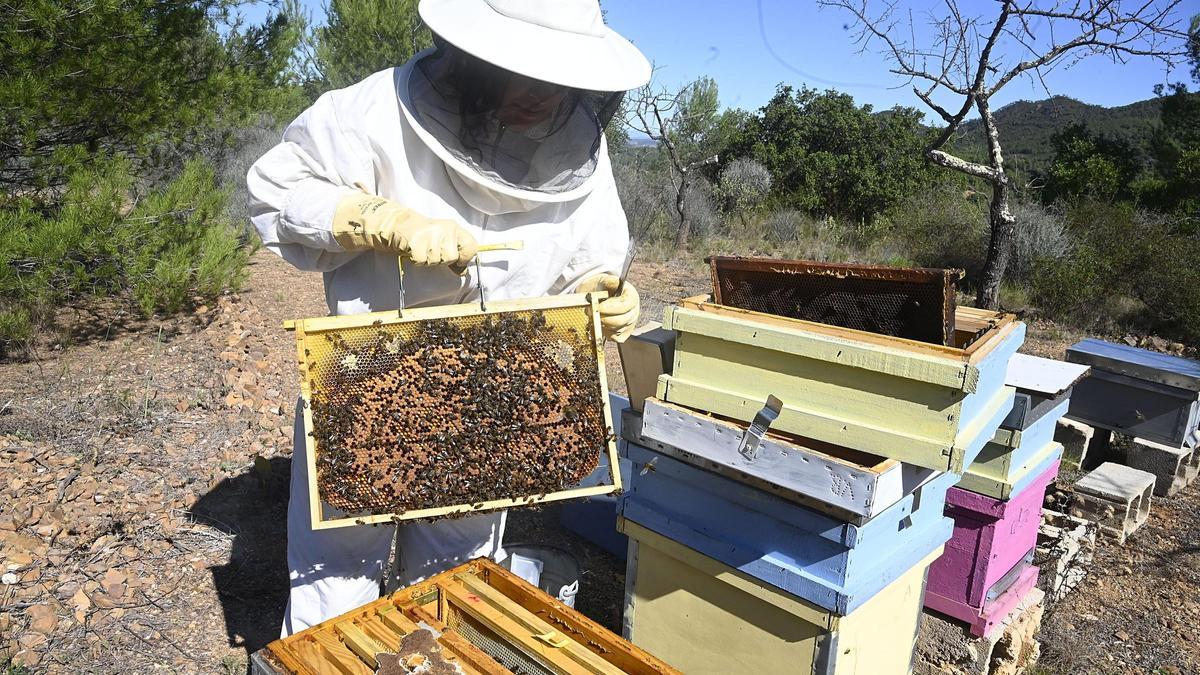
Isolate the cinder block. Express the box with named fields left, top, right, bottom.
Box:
left=1055, top=418, right=1094, bottom=469
left=1035, top=509, right=1096, bottom=603
left=1126, top=437, right=1191, bottom=496
left=1070, top=462, right=1155, bottom=544
left=1186, top=445, right=1200, bottom=485
left=915, top=587, right=1045, bottom=675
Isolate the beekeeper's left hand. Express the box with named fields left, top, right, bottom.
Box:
left=578, top=274, right=639, bottom=339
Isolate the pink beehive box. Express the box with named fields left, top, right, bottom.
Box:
left=925, top=459, right=1061, bottom=636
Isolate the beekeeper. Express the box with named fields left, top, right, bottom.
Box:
left=246, top=0, right=650, bottom=635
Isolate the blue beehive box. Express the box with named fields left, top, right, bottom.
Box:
left=618, top=442, right=955, bottom=615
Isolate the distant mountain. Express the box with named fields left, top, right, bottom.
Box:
left=955, top=95, right=1163, bottom=172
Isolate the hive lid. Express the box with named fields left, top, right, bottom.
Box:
left=1066, top=338, right=1200, bottom=392
left=1005, top=353, right=1091, bottom=396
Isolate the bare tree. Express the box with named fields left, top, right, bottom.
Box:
left=628, top=78, right=721, bottom=252
left=821, top=0, right=1191, bottom=308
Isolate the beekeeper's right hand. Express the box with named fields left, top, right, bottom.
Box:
left=332, top=192, right=478, bottom=266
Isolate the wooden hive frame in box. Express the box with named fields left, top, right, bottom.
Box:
left=255, top=558, right=681, bottom=675
left=658, top=296, right=1024, bottom=473
left=284, top=293, right=621, bottom=530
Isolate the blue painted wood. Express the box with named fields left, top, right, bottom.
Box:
left=978, top=398, right=1069, bottom=475
left=1067, top=338, right=1200, bottom=391
left=960, top=386, right=1019, bottom=471
left=1067, top=368, right=1200, bottom=448
left=618, top=442, right=956, bottom=614
left=559, top=392, right=632, bottom=558
left=957, top=323, right=1027, bottom=437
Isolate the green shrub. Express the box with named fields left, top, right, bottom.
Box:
left=1031, top=200, right=1200, bottom=343
left=876, top=184, right=989, bottom=279
left=0, top=156, right=248, bottom=356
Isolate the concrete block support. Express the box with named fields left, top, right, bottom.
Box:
left=1070, top=462, right=1155, bottom=544
left=1126, top=437, right=1191, bottom=496
left=1186, top=445, right=1200, bottom=486
left=1055, top=418, right=1094, bottom=469
left=1035, top=509, right=1097, bottom=604
left=915, top=588, right=1046, bottom=675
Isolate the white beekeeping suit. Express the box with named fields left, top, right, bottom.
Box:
left=245, top=0, right=650, bottom=636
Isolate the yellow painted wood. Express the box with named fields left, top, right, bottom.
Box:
left=956, top=441, right=1063, bottom=500
left=284, top=292, right=603, bottom=332
left=672, top=331, right=961, bottom=439
left=622, top=519, right=936, bottom=675
left=665, top=303, right=977, bottom=391
left=443, top=583, right=586, bottom=675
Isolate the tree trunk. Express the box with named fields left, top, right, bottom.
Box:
left=673, top=171, right=691, bottom=252
left=976, top=177, right=1016, bottom=309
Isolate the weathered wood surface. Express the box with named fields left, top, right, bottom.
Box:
left=928, top=459, right=1060, bottom=619
left=925, top=564, right=1040, bottom=638
left=1066, top=338, right=1200, bottom=391
left=621, top=518, right=941, bottom=675
left=263, top=559, right=680, bottom=675
left=633, top=398, right=937, bottom=523
left=1066, top=367, right=1200, bottom=449
left=618, top=442, right=954, bottom=615
left=660, top=298, right=1024, bottom=472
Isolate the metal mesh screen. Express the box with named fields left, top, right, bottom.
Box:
left=296, top=303, right=607, bottom=518
left=709, top=257, right=959, bottom=345
left=447, top=608, right=556, bottom=675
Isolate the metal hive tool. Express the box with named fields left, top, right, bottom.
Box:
left=708, top=256, right=962, bottom=345
left=283, top=293, right=620, bottom=530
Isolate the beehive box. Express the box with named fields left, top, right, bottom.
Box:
left=957, top=399, right=1068, bottom=500
left=253, top=558, right=680, bottom=675
left=926, top=460, right=1059, bottom=637
left=708, top=256, right=960, bottom=345
left=619, top=441, right=954, bottom=614
left=620, top=518, right=941, bottom=675
left=284, top=294, right=621, bottom=529
left=658, top=297, right=1023, bottom=473
left=996, top=353, right=1089, bottom=432
left=628, top=398, right=939, bottom=524
left=1066, top=338, right=1200, bottom=449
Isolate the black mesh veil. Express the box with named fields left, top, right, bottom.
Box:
left=407, top=36, right=625, bottom=194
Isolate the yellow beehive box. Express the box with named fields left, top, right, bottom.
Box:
left=620, top=519, right=939, bottom=675
left=658, top=297, right=1024, bottom=473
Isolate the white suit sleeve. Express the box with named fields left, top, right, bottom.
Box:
left=558, top=149, right=631, bottom=293
left=246, top=91, right=376, bottom=272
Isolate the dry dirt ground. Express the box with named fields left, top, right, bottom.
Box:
left=0, top=249, right=1196, bottom=674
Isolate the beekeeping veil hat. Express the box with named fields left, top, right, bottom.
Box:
left=403, top=0, right=651, bottom=209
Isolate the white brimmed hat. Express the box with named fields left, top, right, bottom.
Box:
left=419, top=0, right=652, bottom=92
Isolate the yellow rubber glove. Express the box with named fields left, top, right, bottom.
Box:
left=577, top=274, right=640, bottom=339
left=332, top=192, right=478, bottom=266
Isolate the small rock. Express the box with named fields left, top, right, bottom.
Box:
left=1115, top=629, right=1130, bottom=641
left=1082, top=613, right=1099, bottom=622
left=1, top=572, right=17, bottom=585
left=1123, top=335, right=1138, bottom=346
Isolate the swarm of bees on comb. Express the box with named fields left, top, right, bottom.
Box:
left=307, top=309, right=608, bottom=518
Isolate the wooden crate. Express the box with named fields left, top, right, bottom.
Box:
left=620, top=518, right=941, bottom=675
left=283, top=294, right=622, bottom=530
left=627, top=399, right=938, bottom=524
left=253, top=558, right=680, bottom=675
left=926, top=460, right=1059, bottom=637
left=1066, top=339, right=1200, bottom=449
left=619, top=441, right=954, bottom=615
left=658, top=297, right=1024, bottom=473
left=958, top=398, right=1069, bottom=500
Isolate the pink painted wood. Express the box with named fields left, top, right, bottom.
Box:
left=925, top=565, right=1039, bottom=637
left=926, top=459, right=1060, bottom=611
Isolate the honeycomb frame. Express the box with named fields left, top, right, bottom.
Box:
left=284, top=292, right=620, bottom=530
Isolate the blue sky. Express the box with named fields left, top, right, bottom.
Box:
left=244, top=0, right=1197, bottom=116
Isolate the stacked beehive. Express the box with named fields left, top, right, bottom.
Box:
left=615, top=259, right=1026, bottom=673
left=924, top=354, right=1088, bottom=637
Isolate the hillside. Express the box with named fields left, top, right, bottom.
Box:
left=954, top=95, right=1163, bottom=172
